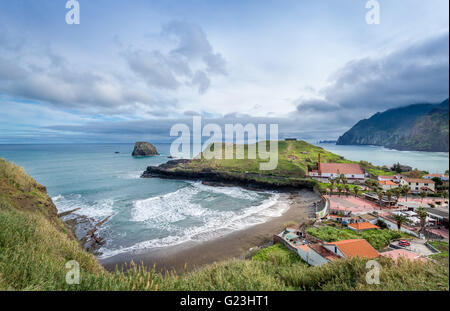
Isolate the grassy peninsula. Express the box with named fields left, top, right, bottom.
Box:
left=1, top=153, right=448, bottom=291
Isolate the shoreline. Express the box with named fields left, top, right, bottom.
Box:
left=99, top=189, right=320, bottom=274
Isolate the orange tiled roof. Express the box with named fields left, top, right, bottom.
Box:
left=309, top=243, right=340, bottom=261
left=326, top=239, right=379, bottom=259
left=320, top=163, right=364, bottom=175
left=378, top=180, right=397, bottom=186
left=424, top=174, right=442, bottom=178
left=348, top=222, right=379, bottom=231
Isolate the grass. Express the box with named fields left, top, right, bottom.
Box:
left=306, top=226, right=402, bottom=250
left=429, top=241, right=449, bottom=264
left=251, top=244, right=307, bottom=265
left=1, top=158, right=449, bottom=291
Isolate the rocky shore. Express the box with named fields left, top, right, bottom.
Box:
left=142, top=159, right=317, bottom=191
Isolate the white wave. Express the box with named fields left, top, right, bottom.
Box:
left=189, top=181, right=262, bottom=200
left=53, top=194, right=115, bottom=219
left=99, top=192, right=289, bottom=259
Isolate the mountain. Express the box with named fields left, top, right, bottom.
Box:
left=336, top=99, right=449, bottom=152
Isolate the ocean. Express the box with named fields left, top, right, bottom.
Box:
left=0, top=143, right=448, bottom=258
left=0, top=143, right=286, bottom=258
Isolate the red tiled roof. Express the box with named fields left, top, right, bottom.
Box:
left=378, top=180, right=397, bottom=186
left=424, top=174, right=442, bottom=178
left=320, top=163, right=364, bottom=175
left=326, top=239, right=379, bottom=259
left=348, top=222, right=379, bottom=231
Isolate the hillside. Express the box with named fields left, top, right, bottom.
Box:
left=143, top=140, right=352, bottom=189
left=0, top=158, right=448, bottom=291
left=337, top=99, right=449, bottom=152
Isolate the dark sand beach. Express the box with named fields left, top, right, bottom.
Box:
left=100, top=189, right=320, bottom=273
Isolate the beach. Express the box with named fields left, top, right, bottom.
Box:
left=99, top=189, right=319, bottom=273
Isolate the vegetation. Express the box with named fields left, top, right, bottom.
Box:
left=429, top=241, right=449, bottom=264
left=336, top=98, right=449, bottom=152
left=306, top=226, right=402, bottom=250
left=1, top=158, right=448, bottom=291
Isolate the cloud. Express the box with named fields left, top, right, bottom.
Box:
left=163, top=20, right=227, bottom=75
left=296, top=30, right=449, bottom=114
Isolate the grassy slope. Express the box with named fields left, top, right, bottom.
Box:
left=306, top=226, right=403, bottom=250
left=0, top=158, right=448, bottom=291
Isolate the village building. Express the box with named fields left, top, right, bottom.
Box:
left=323, top=239, right=379, bottom=259
left=378, top=175, right=403, bottom=183
left=399, top=178, right=435, bottom=193
left=308, top=154, right=366, bottom=183
left=423, top=173, right=449, bottom=182
left=347, top=222, right=379, bottom=233
left=378, top=180, right=398, bottom=191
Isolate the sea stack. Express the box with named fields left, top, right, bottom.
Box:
left=132, top=142, right=159, bottom=156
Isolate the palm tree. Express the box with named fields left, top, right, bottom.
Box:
left=340, top=174, right=347, bottom=186
left=344, top=184, right=350, bottom=196
left=392, top=188, right=401, bottom=204
left=392, top=214, right=410, bottom=232
left=353, top=186, right=360, bottom=197
left=386, top=190, right=393, bottom=208
left=377, top=190, right=384, bottom=207
left=419, top=191, right=427, bottom=203
left=401, top=185, right=410, bottom=202
left=416, top=207, right=428, bottom=236
left=337, top=184, right=344, bottom=197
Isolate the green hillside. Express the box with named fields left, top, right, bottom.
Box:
left=337, top=99, right=449, bottom=152
left=1, top=158, right=448, bottom=291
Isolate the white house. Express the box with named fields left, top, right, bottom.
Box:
left=399, top=178, right=435, bottom=193
left=378, top=180, right=398, bottom=191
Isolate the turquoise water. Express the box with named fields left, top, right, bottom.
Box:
left=316, top=143, right=449, bottom=173
left=0, top=144, right=284, bottom=258
left=1, top=143, right=448, bottom=258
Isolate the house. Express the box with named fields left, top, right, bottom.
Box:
left=423, top=173, right=449, bottom=182
left=347, top=222, right=379, bottom=233
left=399, top=178, right=435, bottom=193
left=323, top=239, right=379, bottom=259
left=378, top=180, right=398, bottom=191
left=309, top=154, right=366, bottom=183
left=296, top=243, right=340, bottom=266
left=378, top=175, right=403, bottom=183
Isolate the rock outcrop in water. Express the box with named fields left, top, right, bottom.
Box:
left=132, top=142, right=159, bottom=156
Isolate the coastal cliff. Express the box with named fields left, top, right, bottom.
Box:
left=336, top=99, right=449, bottom=152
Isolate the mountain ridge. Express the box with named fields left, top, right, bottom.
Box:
left=336, top=99, right=449, bottom=152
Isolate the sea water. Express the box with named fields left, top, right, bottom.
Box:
left=0, top=143, right=288, bottom=258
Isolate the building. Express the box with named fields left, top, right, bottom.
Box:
left=399, top=178, right=435, bottom=193
left=323, top=239, right=379, bottom=259
left=347, top=222, right=379, bottom=233
left=378, top=180, right=398, bottom=191
left=309, top=154, right=366, bottom=182
left=378, top=175, right=403, bottom=183
left=423, top=173, right=449, bottom=182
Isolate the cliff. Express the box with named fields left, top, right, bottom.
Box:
left=336, top=99, right=449, bottom=152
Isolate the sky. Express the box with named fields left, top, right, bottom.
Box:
left=0, top=0, right=449, bottom=143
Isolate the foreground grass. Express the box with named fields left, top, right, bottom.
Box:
left=306, top=226, right=403, bottom=250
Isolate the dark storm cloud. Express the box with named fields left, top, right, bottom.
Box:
left=296, top=31, right=449, bottom=114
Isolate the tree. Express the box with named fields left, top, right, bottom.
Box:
left=392, top=214, right=410, bottom=232
left=337, top=184, right=344, bottom=197
left=419, top=191, right=427, bottom=203
left=386, top=190, right=393, bottom=207
left=416, top=207, right=428, bottom=236
left=392, top=187, right=401, bottom=204
left=353, top=186, right=360, bottom=197
left=377, top=190, right=384, bottom=207
left=431, top=177, right=443, bottom=186
left=340, top=174, right=347, bottom=186
left=401, top=185, right=410, bottom=202
left=344, top=184, right=350, bottom=196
